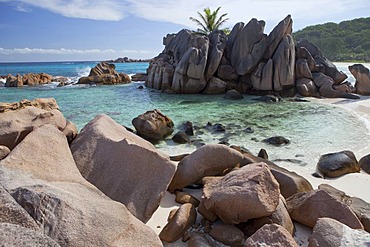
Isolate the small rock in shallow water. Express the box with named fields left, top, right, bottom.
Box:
left=172, top=131, right=190, bottom=144
left=263, top=136, right=290, bottom=146
left=244, top=127, right=254, bottom=133
left=214, top=123, right=226, bottom=132
left=255, top=95, right=282, bottom=103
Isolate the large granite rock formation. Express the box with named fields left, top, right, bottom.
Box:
left=0, top=124, right=162, bottom=246
left=349, top=63, right=370, bottom=95
left=0, top=98, right=76, bottom=150
left=295, top=39, right=358, bottom=98
left=71, top=114, right=176, bottom=223
left=5, top=73, right=53, bottom=87
left=77, top=62, right=131, bottom=85
left=146, top=16, right=297, bottom=95
left=145, top=15, right=362, bottom=98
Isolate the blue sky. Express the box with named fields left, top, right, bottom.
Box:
left=0, top=0, right=369, bottom=62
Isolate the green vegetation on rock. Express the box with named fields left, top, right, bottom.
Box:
left=293, top=17, right=370, bottom=62
left=189, top=6, right=229, bottom=35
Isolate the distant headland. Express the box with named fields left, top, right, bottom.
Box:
left=105, top=57, right=151, bottom=63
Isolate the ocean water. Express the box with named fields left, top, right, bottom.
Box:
left=1, top=61, right=370, bottom=172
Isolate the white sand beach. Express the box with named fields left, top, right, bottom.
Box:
left=147, top=96, right=370, bottom=246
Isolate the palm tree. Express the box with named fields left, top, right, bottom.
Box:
left=189, top=7, right=229, bottom=35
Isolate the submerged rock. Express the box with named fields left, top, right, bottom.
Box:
left=172, top=131, right=190, bottom=144
left=263, top=136, right=290, bottom=146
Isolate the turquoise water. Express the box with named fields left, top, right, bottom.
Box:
left=0, top=61, right=148, bottom=82
left=0, top=61, right=369, bottom=171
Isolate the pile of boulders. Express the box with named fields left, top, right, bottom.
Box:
left=160, top=144, right=370, bottom=246
left=295, top=39, right=358, bottom=98
left=145, top=15, right=369, bottom=98
left=1, top=98, right=369, bottom=246
left=77, top=62, right=131, bottom=85
left=5, top=72, right=53, bottom=87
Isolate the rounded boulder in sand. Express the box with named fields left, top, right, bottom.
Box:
left=201, top=162, right=280, bottom=224
left=168, top=144, right=244, bottom=193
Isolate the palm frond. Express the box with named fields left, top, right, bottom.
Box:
left=189, top=6, right=228, bottom=35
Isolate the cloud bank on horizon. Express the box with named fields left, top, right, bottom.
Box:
left=0, top=0, right=369, bottom=61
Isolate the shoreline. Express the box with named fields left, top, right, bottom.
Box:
left=146, top=96, right=370, bottom=246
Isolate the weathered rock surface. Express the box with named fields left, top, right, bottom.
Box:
left=209, top=223, right=245, bottom=247
left=295, top=38, right=357, bottom=98
left=318, top=183, right=370, bottom=233
left=0, top=98, right=59, bottom=113
left=159, top=203, right=197, bottom=243
left=71, top=114, right=176, bottom=223
left=0, top=223, right=60, bottom=247
left=224, top=89, right=243, bottom=99
left=359, top=153, right=370, bottom=174
left=172, top=131, right=190, bottom=144
left=0, top=124, right=162, bottom=246
left=243, top=223, right=298, bottom=247
left=77, top=62, right=131, bottom=85
left=0, top=98, right=67, bottom=150
left=240, top=195, right=294, bottom=237
left=0, top=185, right=40, bottom=230
left=286, top=189, right=364, bottom=229
left=308, top=218, right=370, bottom=247
left=0, top=145, right=10, bottom=160
left=231, top=18, right=267, bottom=75
left=349, top=63, right=370, bottom=95
left=175, top=190, right=200, bottom=207
left=131, top=73, right=147, bottom=82
left=168, top=144, right=244, bottom=193
left=62, top=120, right=78, bottom=144
left=316, top=150, right=360, bottom=178
left=146, top=15, right=304, bottom=96
left=201, top=163, right=280, bottom=224
left=132, top=109, right=174, bottom=142
left=242, top=152, right=313, bottom=198
left=5, top=73, right=53, bottom=87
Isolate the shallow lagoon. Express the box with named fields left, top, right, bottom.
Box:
left=1, top=81, right=368, bottom=172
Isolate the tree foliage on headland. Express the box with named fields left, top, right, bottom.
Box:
left=293, top=17, right=370, bottom=62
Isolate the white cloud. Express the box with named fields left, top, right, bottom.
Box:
left=0, top=0, right=125, bottom=21
left=0, top=47, right=155, bottom=55
left=1, top=0, right=369, bottom=28
left=15, top=3, right=32, bottom=12
left=125, top=0, right=369, bottom=31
